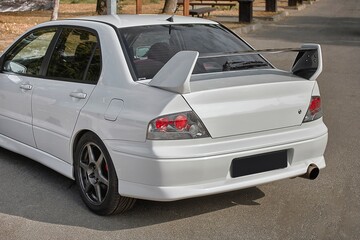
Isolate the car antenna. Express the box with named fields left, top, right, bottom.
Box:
left=166, top=5, right=179, bottom=22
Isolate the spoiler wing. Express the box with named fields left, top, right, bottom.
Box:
left=149, top=44, right=322, bottom=94
left=149, top=51, right=199, bottom=94
left=291, top=44, right=322, bottom=81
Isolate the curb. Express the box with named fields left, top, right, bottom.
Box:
left=232, top=21, right=263, bottom=35
left=257, top=10, right=289, bottom=21
left=283, top=3, right=307, bottom=11
left=232, top=1, right=317, bottom=34
left=232, top=11, right=288, bottom=35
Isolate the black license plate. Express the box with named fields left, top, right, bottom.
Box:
left=230, top=150, right=288, bottom=178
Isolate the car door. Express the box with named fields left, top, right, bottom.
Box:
left=31, top=27, right=101, bottom=163
left=0, top=28, right=57, bottom=147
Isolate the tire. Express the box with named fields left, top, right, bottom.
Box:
left=74, top=132, right=136, bottom=215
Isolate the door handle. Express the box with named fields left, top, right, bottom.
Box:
left=20, top=84, right=33, bottom=90
left=70, top=91, right=87, bottom=99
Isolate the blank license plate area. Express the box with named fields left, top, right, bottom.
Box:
left=230, top=150, right=288, bottom=178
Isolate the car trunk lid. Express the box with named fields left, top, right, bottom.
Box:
left=182, top=70, right=315, bottom=138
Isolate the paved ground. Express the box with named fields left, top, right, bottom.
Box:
left=1, top=0, right=360, bottom=239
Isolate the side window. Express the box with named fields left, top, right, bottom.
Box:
left=47, top=28, right=101, bottom=84
left=2, top=28, right=57, bottom=76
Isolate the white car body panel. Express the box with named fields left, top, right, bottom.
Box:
left=31, top=79, right=95, bottom=163
left=77, top=14, right=216, bottom=28
left=0, top=15, right=328, bottom=204
left=106, top=120, right=327, bottom=200
left=73, top=84, right=192, bottom=142
left=0, top=133, right=73, bottom=179
left=184, top=70, right=315, bottom=138
left=0, top=74, right=36, bottom=147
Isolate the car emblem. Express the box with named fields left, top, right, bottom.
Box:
left=298, top=109, right=302, bottom=114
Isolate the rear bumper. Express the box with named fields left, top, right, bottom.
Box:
left=105, top=120, right=328, bottom=201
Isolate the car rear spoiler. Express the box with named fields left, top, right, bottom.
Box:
left=149, top=44, right=322, bottom=94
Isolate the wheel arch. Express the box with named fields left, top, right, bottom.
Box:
left=71, top=128, right=135, bottom=214
left=71, top=129, right=95, bottom=172
left=71, top=129, right=111, bottom=175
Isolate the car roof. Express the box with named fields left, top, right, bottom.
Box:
left=72, top=14, right=217, bottom=28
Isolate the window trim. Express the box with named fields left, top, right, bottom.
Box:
left=0, top=53, right=4, bottom=70
left=116, top=28, right=138, bottom=82
left=39, top=28, right=62, bottom=76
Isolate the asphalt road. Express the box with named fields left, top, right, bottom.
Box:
left=1, top=0, right=360, bottom=239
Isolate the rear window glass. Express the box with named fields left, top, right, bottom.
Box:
left=119, top=24, right=269, bottom=80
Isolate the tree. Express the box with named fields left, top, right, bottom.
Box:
left=50, top=0, right=60, bottom=20
left=97, top=0, right=107, bottom=15
left=162, top=0, right=177, bottom=14
left=49, top=0, right=114, bottom=20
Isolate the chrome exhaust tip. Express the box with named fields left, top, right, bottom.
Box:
left=300, top=164, right=319, bottom=180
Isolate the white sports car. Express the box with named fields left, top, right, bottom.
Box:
left=0, top=15, right=328, bottom=215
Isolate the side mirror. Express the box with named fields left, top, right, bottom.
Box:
left=292, top=44, right=322, bottom=81
left=3, top=60, right=27, bottom=74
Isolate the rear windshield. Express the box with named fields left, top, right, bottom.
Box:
left=119, top=24, right=269, bottom=81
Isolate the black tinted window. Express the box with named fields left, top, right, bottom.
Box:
left=47, top=28, right=101, bottom=84
left=2, top=28, right=56, bottom=76
left=120, top=24, right=268, bottom=80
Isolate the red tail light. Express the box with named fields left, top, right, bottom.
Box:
left=309, top=96, right=321, bottom=115
left=148, top=111, right=210, bottom=140
left=303, top=96, right=323, bottom=122
left=155, top=117, right=169, bottom=131
left=174, top=115, right=188, bottom=130
left=155, top=115, right=188, bottom=131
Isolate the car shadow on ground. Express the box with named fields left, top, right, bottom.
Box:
left=0, top=147, right=265, bottom=231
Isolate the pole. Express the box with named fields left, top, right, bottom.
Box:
left=107, top=0, right=117, bottom=15
left=51, top=0, right=60, bottom=20
left=265, top=0, right=277, bottom=12
left=136, top=0, right=142, bottom=14
left=183, top=0, right=189, bottom=16
left=238, top=0, right=253, bottom=23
